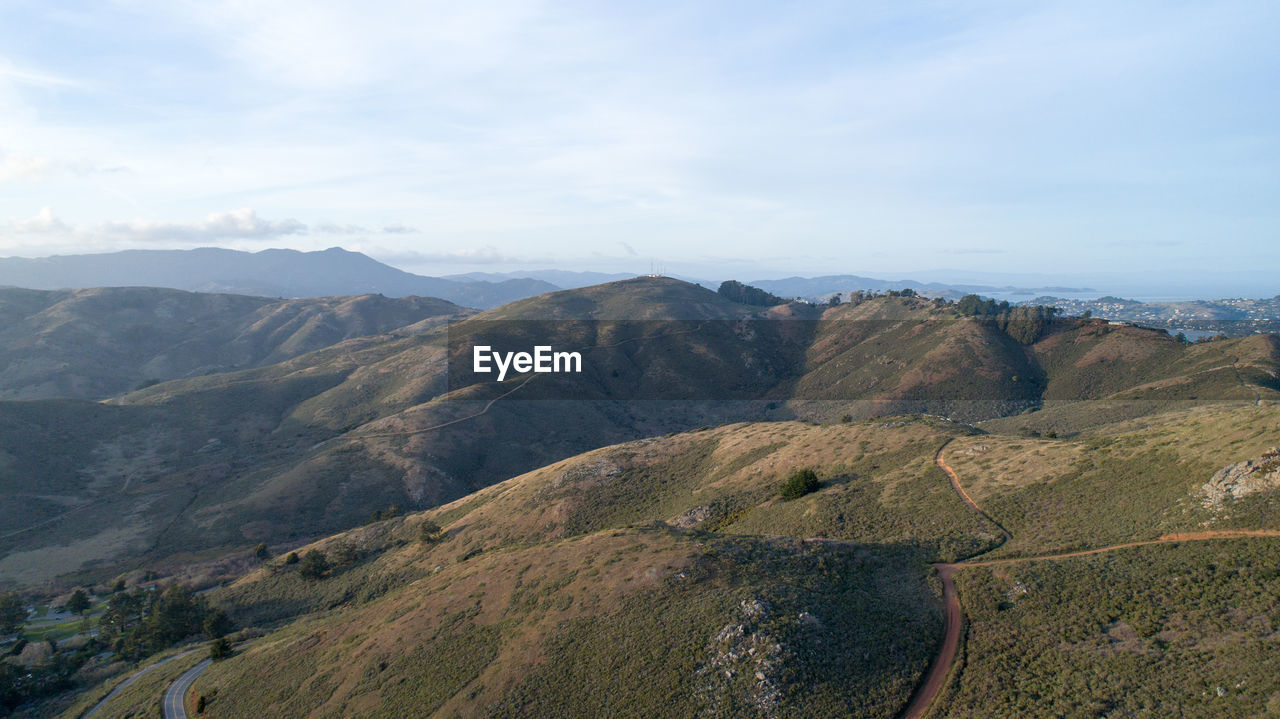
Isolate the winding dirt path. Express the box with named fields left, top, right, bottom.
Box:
left=900, top=443, right=1280, bottom=719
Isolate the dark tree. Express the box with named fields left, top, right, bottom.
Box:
left=203, top=608, right=233, bottom=639
left=209, top=637, right=233, bottom=660
left=285, top=552, right=300, bottom=565
left=298, top=550, right=330, bottom=581
left=66, top=589, right=91, bottom=617
left=0, top=593, right=24, bottom=634
left=780, top=468, right=821, bottom=500
left=253, top=542, right=269, bottom=561
left=420, top=519, right=444, bottom=544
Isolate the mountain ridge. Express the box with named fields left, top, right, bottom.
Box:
left=0, top=247, right=557, bottom=309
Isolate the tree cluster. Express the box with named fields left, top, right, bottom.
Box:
left=955, top=294, right=1060, bottom=345
left=717, top=280, right=787, bottom=307
left=99, top=584, right=231, bottom=660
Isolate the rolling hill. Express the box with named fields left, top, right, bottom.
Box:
left=72, top=402, right=1280, bottom=717
left=0, top=286, right=468, bottom=400
left=2, top=277, right=1278, bottom=588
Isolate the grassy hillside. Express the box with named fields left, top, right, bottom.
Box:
left=194, top=530, right=938, bottom=719
left=0, top=286, right=467, bottom=400
left=60, top=397, right=1280, bottom=717
left=182, top=418, right=994, bottom=718
left=943, top=538, right=1280, bottom=718
left=943, top=403, right=1280, bottom=557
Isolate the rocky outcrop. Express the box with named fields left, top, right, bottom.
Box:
left=694, top=598, right=788, bottom=717
left=1201, top=448, right=1280, bottom=509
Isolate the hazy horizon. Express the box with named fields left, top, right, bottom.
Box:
left=3, top=2, right=1278, bottom=285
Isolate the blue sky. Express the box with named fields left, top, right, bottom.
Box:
left=1, top=0, right=1277, bottom=282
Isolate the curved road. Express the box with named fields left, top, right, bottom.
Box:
left=163, top=658, right=211, bottom=719
left=901, top=444, right=1280, bottom=719
left=83, top=650, right=197, bottom=718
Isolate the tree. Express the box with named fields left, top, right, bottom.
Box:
left=253, top=542, right=269, bottom=561
left=298, top=550, right=330, bottom=581
left=203, top=608, right=233, bottom=639
left=66, top=589, right=91, bottom=617
left=111, top=578, right=127, bottom=593
left=285, top=552, right=299, bottom=565
left=0, top=593, right=24, bottom=634
left=780, top=468, right=821, bottom=500
left=419, top=519, right=444, bottom=544
left=209, top=637, right=232, bottom=660
left=98, top=589, right=146, bottom=641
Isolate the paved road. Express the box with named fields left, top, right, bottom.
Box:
left=900, top=444, right=1280, bottom=719
left=84, top=650, right=197, bottom=718
left=163, top=658, right=212, bottom=719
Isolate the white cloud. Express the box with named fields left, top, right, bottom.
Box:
left=8, top=207, right=70, bottom=234
left=94, top=208, right=307, bottom=243
left=0, top=152, right=51, bottom=182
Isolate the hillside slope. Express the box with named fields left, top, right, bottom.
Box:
left=0, top=286, right=468, bottom=400
left=3, top=278, right=1278, bottom=585
left=91, top=404, right=1280, bottom=718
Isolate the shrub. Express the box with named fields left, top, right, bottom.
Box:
left=298, top=551, right=330, bottom=581
left=780, top=468, right=821, bottom=500
left=209, top=637, right=232, bottom=660
left=420, top=520, right=444, bottom=544
left=284, top=552, right=299, bottom=565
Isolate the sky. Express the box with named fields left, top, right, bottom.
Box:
left=1, top=0, right=1278, bottom=283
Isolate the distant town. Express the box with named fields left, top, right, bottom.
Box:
left=1031, top=295, right=1280, bottom=337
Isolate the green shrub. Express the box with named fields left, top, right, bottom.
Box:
left=298, top=550, right=330, bottom=581
left=209, top=637, right=233, bottom=661
left=779, top=468, right=820, bottom=500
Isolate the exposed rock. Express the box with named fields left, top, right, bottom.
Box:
left=694, top=597, right=787, bottom=717
left=1200, top=448, right=1280, bottom=509
left=740, top=598, right=770, bottom=620
left=673, top=505, right=713, bottom=529
left=551, top=457, right=622, bottom=489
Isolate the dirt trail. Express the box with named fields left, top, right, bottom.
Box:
left=900, top=445, right=1280, bottom=719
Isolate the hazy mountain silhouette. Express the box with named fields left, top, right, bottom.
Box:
left=0, top=247, right=556, bottom=308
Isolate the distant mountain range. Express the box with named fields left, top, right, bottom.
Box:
left=0, top=247, right=556, bottom=309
